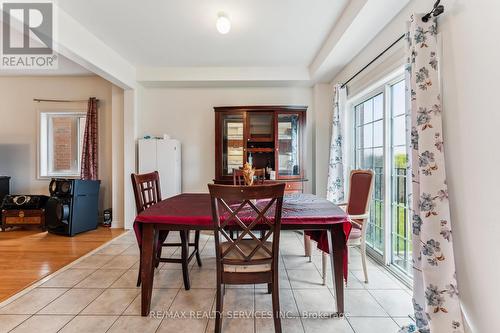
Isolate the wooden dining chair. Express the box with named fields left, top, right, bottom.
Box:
left=131, top=171, right=202, bottom=290
left=232, top=168, right=266, bottom=185
left=319, top=169, right=374, bottom=284
left=208, top=183, right=286, bottom=333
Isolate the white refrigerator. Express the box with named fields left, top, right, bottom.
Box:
left=138, top=138, right=181, bottom=198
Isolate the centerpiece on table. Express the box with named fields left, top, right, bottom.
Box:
left=242, top=163, right=255, bottom=186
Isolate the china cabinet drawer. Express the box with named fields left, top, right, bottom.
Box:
left=284, top=181, right=303, bottom=193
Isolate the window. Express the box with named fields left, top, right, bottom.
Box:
left=350, top=71, right=411, bottom=280
left=39, top=112, right=87, bottom=178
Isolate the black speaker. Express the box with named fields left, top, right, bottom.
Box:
left=0, top=176, right=10, bottom=205
left=46, top=179, right=100, bottom=236
left=49, top=178, right=73, bottom=197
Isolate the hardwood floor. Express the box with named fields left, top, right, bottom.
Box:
left=0, top=227, right=125, bottom=302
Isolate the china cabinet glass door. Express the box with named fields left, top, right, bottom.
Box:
left=277, top=113, right=301, bottom=177
left=222, top=113, right=244, bottom=176
left=248, top=112, right=274, bottom=142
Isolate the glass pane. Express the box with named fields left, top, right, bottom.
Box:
left=78, top=117, right=86, bottom=151
left=49, top=116, right=78, bottom=174
left=391, top=204, right=412, bottom=275
left=393, top=170, right=407, bottom=205
left=363, top=124, right=373, bottom=148
left=356, top=149, right=363, bottom=167
left=373, top=147, right=384, bottom=168
left=392, top=145, right=408, bottom=207
left=355, top=105, right=363, bottom=126
left=374, top=169, right=384, bottom=200
left=391, top=80, right=406, bottom=116
left=373, top=93, right=384, bottom=120
left=373, top=120, right=383, bottom=147
left=356, top=125, right=363, bottom=150
left=362, top=149, right=373, bottom=169
left=222, top=114, right=244, bottom=176
left=393, top=115, right=406, bottom=146
left=392, top=205, right=402, bottom=237
left=363, top=99, right=373, bottom=124
left=373, top=200, right=385, bottom=252
left=278, top=113, right=300, bottom=176
left=393, top=146, right=407, bottom=171
left=248, top=113, right=273, bottom=141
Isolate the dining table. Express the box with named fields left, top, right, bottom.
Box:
left=134, top=193, right=351, bottom=317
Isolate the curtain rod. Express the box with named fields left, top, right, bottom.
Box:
left=33, top=98, right=99, bottom=103
left=341, top=34, right=405, bottom=89
left=341, top=1, right=444, bottom=89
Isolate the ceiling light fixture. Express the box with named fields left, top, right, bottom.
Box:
left=216, top=12, right=231, bottom=34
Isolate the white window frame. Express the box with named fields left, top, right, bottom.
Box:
left=345, top=67, right=411, bottom=284
left=37, top=108, right=87, bottom=179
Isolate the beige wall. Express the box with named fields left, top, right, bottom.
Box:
left=325, top=0, right=500, bottom=331
left=0, top=76, right=122, bottom=221
left=312, top=83, right=334, bottom=198
left=138, top=86, right=314, bottom=194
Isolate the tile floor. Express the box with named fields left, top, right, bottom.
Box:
left=0, top=231, right=414, bottom=333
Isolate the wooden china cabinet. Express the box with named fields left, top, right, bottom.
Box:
left=214, top=105, right=307, bottom=193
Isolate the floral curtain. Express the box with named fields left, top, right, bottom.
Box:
left=326, top=84, right=347, bottom=203
left=400, top=14, right=464, bottom=333
left=80, top=97, right=98, bottom=180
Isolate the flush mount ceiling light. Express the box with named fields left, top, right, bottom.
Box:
left=216, top=12, right=231, bottom=34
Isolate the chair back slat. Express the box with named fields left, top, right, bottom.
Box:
left=232, top=169, right=244, bottom=185
left=254, top=169, right=266, bottom=184
left=131, top=171, right=162, bottom=214
left=208, top=183, right=285, bottom=266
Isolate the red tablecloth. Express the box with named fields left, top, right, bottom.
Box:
left=134, top=193, right=351, bottom=280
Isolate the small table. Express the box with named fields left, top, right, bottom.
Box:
left=1, top=208, right=46, bottom=231
left=134, top=193, right=351, bottom=317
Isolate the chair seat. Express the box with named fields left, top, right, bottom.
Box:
left=221, top=240, right=272, bottom=273
left=349, top=220, right=363, bottom=240
left=349, top=227, right=362, bottom=240
left=349, top=221, right=362, bottom=240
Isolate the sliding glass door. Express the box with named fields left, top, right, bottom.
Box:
left=352, top=75, right=412, bottom=279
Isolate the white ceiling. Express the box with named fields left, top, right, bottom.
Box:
left=57, top=0, right=349, bottom=67
left=0, top=0, right=410, bottom=85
